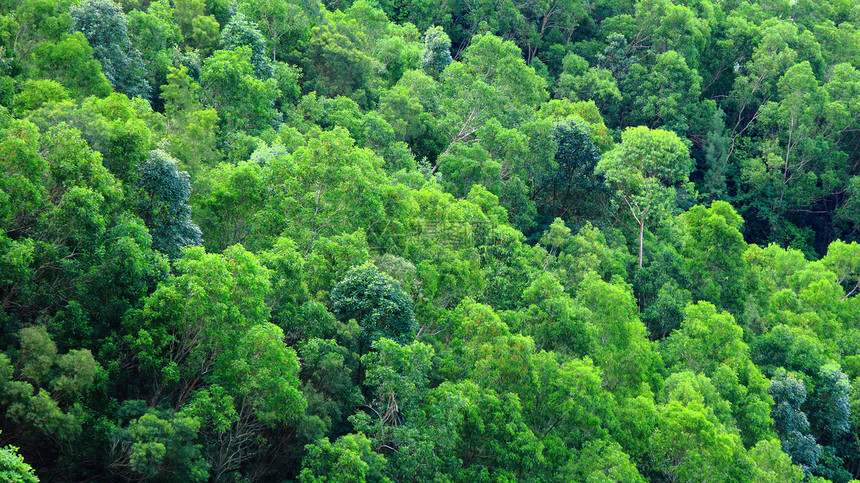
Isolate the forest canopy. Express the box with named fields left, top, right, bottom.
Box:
left=1, top=0, right=860, bottom=481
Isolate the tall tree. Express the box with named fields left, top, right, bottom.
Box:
left=596, top=126, right=693, bottom=267
left=237, top=0, right=317, bottom=61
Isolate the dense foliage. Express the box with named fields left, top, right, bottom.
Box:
left=1, top=0, right=859, bottom=481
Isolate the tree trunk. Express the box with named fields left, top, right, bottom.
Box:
left=638, top=216, right=645, bottom=268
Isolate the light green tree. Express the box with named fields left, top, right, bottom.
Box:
left=596, top=126, right=693, bottom=267
left=679, top=201, right=747, bottom=313
left=199, top=47, right=280, bottom=134
left=0, top=432, right=39, bottom=483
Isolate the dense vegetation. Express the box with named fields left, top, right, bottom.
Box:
left=1, top=0, right=859, bottom=480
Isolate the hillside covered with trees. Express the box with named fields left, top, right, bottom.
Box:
left=1, top=0, right=860, bottom=480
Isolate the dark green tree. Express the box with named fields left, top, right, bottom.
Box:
left=769, top=370, right=820, bottom=473
left=538, top=118, right=605, bottom=219
left=331, top=263, right=417, bottom=347
left=809, top=363, right=851, bottom=446
left=420, top=26, right=451, bottom=79
left=70, top=0, right=150, bottom=99
left=110, top=407, right=209, bottom=482
left=220, top=12, right=272, bottom=79
left=0, top=327, right=100, bottom=447
left=135, top=150, right=202, bottom=259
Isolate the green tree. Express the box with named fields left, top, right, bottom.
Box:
left=740, top=61, right=848, bottom=249
left=650, top=398, right=754, bottom=482
left=520, top=0, right=585, bottom=63
left=193, top=161, right=265, bottom=252
left=663, top=302, right=747, bottom=375
left=259, top=237, right=310, bottom=328
left=118, top=247, right=302, bottom=478
left=172, top=0, right=220, bottom=55
left=23, top=92, right=158, bottom=185
left=205, top=323, right=306, bottom=478
left=437, top=33, right=547, bottom=154
left=420, top=26, right=451, bottom=79
left=160, top=65, right=222, bottom=172
left=299, top=433, right=388, bottom=483
left=424, top=381, right=544, bottom=481
left=220, top=12, right=272, bottom=79
left=629, top=0, right=711, bottom=69
left=663, top=302, right=776, bottom=446
left=300, top=1, right=418, bottom=106
left=0, top=433, right=39, bottom=483
left=10, top=80, right=69, bottom=116
left=190, top=15, right=220, bottom=57
left=539, top=118, right=606, bottom=219
left=576, top=273, right=662, bottom=396
left=437, top=143, right=499, bottom=199
left=199, top=47, right=280, bottom=134
left=354, top=338, right=433, bottom=452
left=556, top=53, right=622, bottom=121
left=596, top=126, right=693, bottom=267
left=215, top=323, right=305, bottom=426
left=560, top=439, right=644, bottom=482
left=679, top=201, right=747, bottom=313
left=769, top=369, right=820, bottom=472
left=822, top=240, right=860, bottom=299
left=260, top=128, right=396, bottom=249
left=331, top=263, right=417, bottom=347
left=71, top=0, right=150, bottom=99
left=701, top=110, right=731, bottom=201
left=518, top=352, right=613, bottom=450
left=752, top=325, right=829, bottom=376
left=725, top=19, right=822, bottom=167
left=135, top=150, right=202, bottom=259
left=749, top=438, right=805, bottom=483
left=0, top=120, right=48, bottom=235
left=237, top=0, right=316, bottom=61
left=69, top=216, right=170, bottom=347
left=622, top=50, right=714, bottom=135
left=110, top=407, right=209, bottom=482
left=0, top=327, right=100, bottom=443
left=542, top=220, right=631, bottom=292
left=808, top=363, right=851, bottom=446
left=519, top=272, right=593, bottom=356
left=0, top=119, right=133, bottom=329
left=126, top=245, right=271, bottom=407
left=126, top=0, right=182, bottom=110
left=29, top=32, right=112, bottom=99
left=67, top=93, right=156, bottom=182
left=378, top=69, right=446, bottom=161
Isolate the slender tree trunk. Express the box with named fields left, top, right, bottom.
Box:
left=621, top=194, right=645, bottom=268
left=638, top=216, right=644, bottom=268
